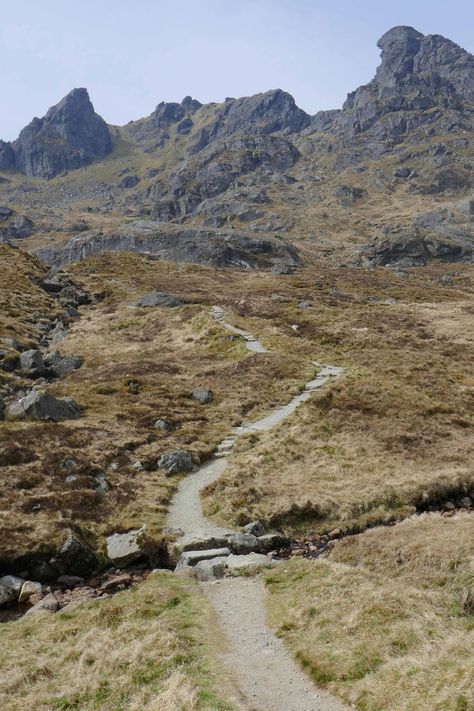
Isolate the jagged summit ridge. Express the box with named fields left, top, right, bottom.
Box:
left=318, top=25, right=474, bottom=139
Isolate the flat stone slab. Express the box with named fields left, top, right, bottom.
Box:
left=170, top=534, right=231, bottom=563
left=225, top=553, right=279, bottom=575
left=175, top=547, right=231, bottom=572
left=106, top=527, right=146, bottom=568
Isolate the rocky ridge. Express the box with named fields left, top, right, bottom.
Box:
left=1, top=26, right=473, bottom=269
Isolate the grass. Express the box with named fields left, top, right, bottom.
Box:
left=0, top=250, right=310, bottom=564
left=265, top=513, right=474, bottom=711
left=0, top=572, right=235, bottom=710
left=201, top=264, right=474, bottom=533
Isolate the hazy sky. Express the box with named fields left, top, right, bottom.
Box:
left=1, top=0, right=474, bottom=140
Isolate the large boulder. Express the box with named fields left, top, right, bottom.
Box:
left=44, top=352, right=82, bottom=378
left=20, top=349, right=44, bottom=375
left=6, top=391, right=81, bottom=421
left=57, top=530, right=98, bottom=576
left=158, top=449, right=195, bottom=475
left=12, top=88, right=112, bottom=179
left=106, top=527, right=147, bottom=568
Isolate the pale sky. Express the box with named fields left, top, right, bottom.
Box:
left=1, top=0, right=474, bottom=140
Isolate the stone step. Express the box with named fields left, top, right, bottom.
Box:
left=175, top=547, right=231, bottom=572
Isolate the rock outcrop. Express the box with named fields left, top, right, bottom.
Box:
left=6, top=391, right=81, bottom=421
left=33, top=220, right=301, bottom=270
left=12, top=88, right=112, bottom=178
left=313, top=26, right=474, bottom=148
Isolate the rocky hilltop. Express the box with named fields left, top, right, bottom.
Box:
left=2, top=88, right=111, bottom=179
left=0, top=26, right=473, bottom=269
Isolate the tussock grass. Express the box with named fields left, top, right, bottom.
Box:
left=0, top=572, right=234, bottom=710
left=265, top=513, right=474, bottom=711
left=201, top=265, right=474, bottom=533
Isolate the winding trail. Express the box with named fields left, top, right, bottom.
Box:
left=168, top=307, right=349, bottom=710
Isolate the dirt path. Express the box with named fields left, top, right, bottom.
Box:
left=207, top=577, right=349, bottom=711
left=168, top=308, right=350, bottom=710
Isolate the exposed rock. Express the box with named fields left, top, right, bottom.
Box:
left=169, top=535, right=231, bottom=564
left=135, top=291, right=182, bottom=308
left=257, top=533, right=291, bottom=551
left=6, top=391, right=81, bottom=421
left=18, top=580, right=42, bottom=603
left=106, top=527, right=146, bottom=567
left=193, top=557, right=227, bottom=582
left=243, top=521, right=266, bottom=537
left=0, top=583, right=16, bottom=607
left=49, top=324, right=69, bottom=345
left=119, top=175, right=140, bottom=189
left=0, top=397, right=5, bottom=420
left=175, top=547, right=231, bottom=572
left=0, top=575, right=25, bottom=594
left=13, top=88, right=112, bottom=179
left=158, top=449, right=195, bottom=475
left=0, top=140, right=15, bottom=170
left=191, top=388, right=214, bottom=404
left=0, top=213, right=34, bottom=241
left=25, top=593, right=59, bottom=615
left=225, top=553, right=278, bottom=574
left=226, top=533, right=261, bottom=554
left=271, top=262, right=296, bottom=276
left=154, top=418, right=174, bottom=431
left=57, top=530, right=98, bottom=576
left=44, top=352, right=82, bottom=378
left=20, top=349, right=44, bottom=374
left=34, top=221, right=301, bottom=271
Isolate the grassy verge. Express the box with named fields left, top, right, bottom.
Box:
left=265, top=513, right=474, bottom=711
left=0, top=572, right=235, bottom=711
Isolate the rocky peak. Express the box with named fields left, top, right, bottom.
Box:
left=346, top=26, right=474, bottom=108
left=224, top=89, right=311, bottom=136
left=12, top=88, right=112, bottom=179
left=375, top=26, right=424, bottom=86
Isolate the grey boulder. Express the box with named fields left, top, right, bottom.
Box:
left=106, top=526, right=146, bottom=567
left=25, top=593, right=59, bottom=615
left=243, top=521, right=266, bottom=537
left=44, top=351, right=82, bottom=378
left=57, top=530, right=98, bottom=576
left=6, top=391, right=81, bottom=421
left=191, top=388, right=214, bottom=404
left=0, top=583, right=16, bottom=607
left=20, top=349, right=44, bottom=374
left=227, top=533, right=261, bottom=554
left=158, top=449, right=195, bottom=475
left=193, top=557, right=227, bottom=582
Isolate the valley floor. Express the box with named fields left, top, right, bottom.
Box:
left=0, top=248, right=473, bottom=709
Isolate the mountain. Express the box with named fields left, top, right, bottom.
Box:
left=3, top=88, right=112, bottom=179
left=0, top=26, right=473, bottom=269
